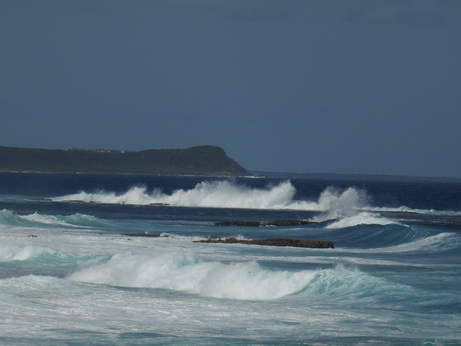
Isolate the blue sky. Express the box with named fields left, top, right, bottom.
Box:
left=1, top=0, right=461, bottom=177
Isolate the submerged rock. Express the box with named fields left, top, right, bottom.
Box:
left=261, top=219, right=317, bottom=226
left=122, top=233, right=164, bottom=237
left=121, top=232, right=334, bottom=248
left=215, top=219, right=317, bottom=227
left=215, top=221, right=261, bottom=227
left=195, top=237, right=334, bottom=249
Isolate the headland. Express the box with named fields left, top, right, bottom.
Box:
left=0, top=145, right=247, bottom=176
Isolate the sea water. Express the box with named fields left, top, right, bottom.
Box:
left=0, top=173, right=460, bottom=345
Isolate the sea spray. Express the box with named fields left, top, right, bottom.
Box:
left=313, top=186, right=370, bottom=221
left=54, top=181, right=299, bottom=209
left=53, top=180, right=371, bottom=213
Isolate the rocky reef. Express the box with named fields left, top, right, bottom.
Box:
left=215, top=219, right=318, bottom=227
left=195, top=237, right=334, bottom=249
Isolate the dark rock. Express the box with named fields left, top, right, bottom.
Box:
left=195, top=237, right=334, bottom=249
left=251, top=238, right=334, bottom=248
left=261, top=219, right=317, bottom=226
left=215, top=219, right=317, bottom=227
left=215, top=221, right=261, bottom=227
left=122, top=233, right=163, bottom=237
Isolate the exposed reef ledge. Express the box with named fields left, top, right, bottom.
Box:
left=121, top=233, right=334, bottom=248
left=195, top=237, right=334, bottom=249
left=215, top=219, right=318, bottom=227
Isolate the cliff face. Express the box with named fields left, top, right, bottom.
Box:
left=0, top=145, right=248, bottom=176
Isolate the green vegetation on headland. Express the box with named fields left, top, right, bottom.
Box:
left=0, top=145, right=248, bottom=176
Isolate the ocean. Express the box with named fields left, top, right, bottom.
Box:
left=0, top=172, right=460, bottom=345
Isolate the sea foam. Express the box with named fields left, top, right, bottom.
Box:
left=0, top=245, right=57, bottom=261
left=326, top=212, right=399, bottom=229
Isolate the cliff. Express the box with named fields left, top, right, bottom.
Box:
left=0, top=145, right=248, bottom=176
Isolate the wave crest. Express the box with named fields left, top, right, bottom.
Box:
left=68, top=252, right=316, bottom=300
left=0, top=209, right=114, bottom=229
left=0, top=245, right=57, bottom=261
left=326, top=212, right=399, bottom=229
left=53, top=180, right=370, bottom=212
left=69, top=254, right=431, bottom=303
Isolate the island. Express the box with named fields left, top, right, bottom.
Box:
left=0, top=145, right=247, bottom=176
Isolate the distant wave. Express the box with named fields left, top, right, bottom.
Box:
left=53, top=180, right=369, bottom=212
left=50, top=180, right=461, bottom=219
left=50, top=180, right=460, bottom=228
left=366, top=206, right=461, bottom=216
left=51, top=181, right=410, bottom=228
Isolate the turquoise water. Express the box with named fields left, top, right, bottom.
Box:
left=0, top=173, right=460, bottom=344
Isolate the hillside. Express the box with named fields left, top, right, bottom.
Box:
left=0, top=146, right=247, bottom=176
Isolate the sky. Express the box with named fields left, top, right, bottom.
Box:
left=1, top=0, right=461, bottom=178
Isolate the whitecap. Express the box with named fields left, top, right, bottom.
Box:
left=326, top=212, right=399, bottom=229
left=68, top=252, right=317, bottom=300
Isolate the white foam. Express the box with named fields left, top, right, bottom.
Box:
left=367, top=206, right=461, bottom=216
left=0, top=245, right=56, bottom=261
left=68, top=252, right=317, bottom=300
left=53, top=180, right=373, bottom=215
left=311, top=187, right=369, bottom=222
left=54, top=181, right=299, bottom=209
left=326, top=212, right=399, bottom=229
left=21, top=213, right=78, bottom=227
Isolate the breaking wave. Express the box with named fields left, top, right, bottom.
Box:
left=0, top=245, right=57, bottom=261
left=51, top=181, right=407, bottom=228
left=68, top=252, right=316, bottom=300
left=370, top=232, right=460, bottom=254
left=367, top=206, right=461, bottom=216
left=326, top=212, right=399, bottom=229
left=68, top=253, right=437, bottom=304
left=0, top=209, right=115, bottom=229
left=53, top=180, right=369, bottom=212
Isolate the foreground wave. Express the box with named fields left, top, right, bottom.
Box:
left=68, top=253, right=315, bottom=300
left=67, top=253, right=441, bottom=304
